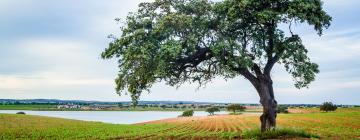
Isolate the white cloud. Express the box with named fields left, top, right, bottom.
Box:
left=303, top=30, right=360, bottom=62
left=0, top=0, right=359, bottom=104
left=0, top=38, right=115, bottom=97
left=0, top=73, right=111, bottom=91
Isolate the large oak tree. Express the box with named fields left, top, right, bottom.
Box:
left=102, top=0, right=331, bottom=132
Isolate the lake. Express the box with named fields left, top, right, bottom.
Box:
left=0, top=110, right=228, bottom=124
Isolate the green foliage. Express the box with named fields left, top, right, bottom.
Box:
left=181, top=110, right=194, bottom=117
left=226, top=104, right=245, bottom=114
left=102, top=0, right=331, bottom=104
left=242, top=128, right=320, bottom=139
left=277, top=105, right=289, bottom=113
left=320, top=102, right=337, bottom=112
left=205, top=107, right=220, bottom=115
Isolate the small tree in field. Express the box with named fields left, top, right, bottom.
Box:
left=320, top=102, right=337, bottom=112
left=102, top=0, right=331, bottom=132
left=227, top=104, right=245, bottom=114
left=181, top=110, right=194, bottom=117
left=206, top=107, right=220, bottom=116
left=277, top=105, right=289, bottom=113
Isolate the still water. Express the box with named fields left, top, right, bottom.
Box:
left=0, top=110, right=228, bottom=124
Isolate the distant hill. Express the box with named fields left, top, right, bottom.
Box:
left=0, top=99, right=231, bottom=105
left=0, top=99, right=357, bottom=107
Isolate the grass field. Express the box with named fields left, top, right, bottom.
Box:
left=144, top=108, right=360, bottom=139
left=0, top=105, right=57, bottom=110
left=0, top=114, right=176, bottom=140
left=0, top=108, right=359, bottom=139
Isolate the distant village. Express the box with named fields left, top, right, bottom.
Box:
left=54, top=102, right=263, bottom=110
left=0, top=99, right=357, bottom=111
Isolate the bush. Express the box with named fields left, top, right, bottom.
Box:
left=320, top=102, right=337, bottom=112
left=227, top=104, right=245, bottom=114
left=277, top=105, right=289, bottom=113
left=180, top=110, right=194, bottom=117
left=16, top=112, right=26, bottom=115
left=206, top=107, right=220, bottom=115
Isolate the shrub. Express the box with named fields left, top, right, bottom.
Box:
left=206, top=107, right=220, bottom=116
left=320, top=102, right=337, bottom=112
left=180, top=110, right=194, bottom=117
left=226, top=104, right=245, bottom=114
left=277, top=105, right=289, bottom=113
left=16, top=112, right=26, bottom=115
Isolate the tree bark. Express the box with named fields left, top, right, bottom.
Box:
left=235, top=65, right=278, bottom=132
left=254, top=76, right=278, bottom=132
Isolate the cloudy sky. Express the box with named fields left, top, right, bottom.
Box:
left=0, top=0, right=359, bottom=105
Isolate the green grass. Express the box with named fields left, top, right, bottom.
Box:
left=0, top=114, right=244, bottom=139
left=0, top=114, right=175, bottom=140
left=0, top=114, right=320, bottom=140
left=0, top=105, right=56, bottom=110
left=242, top=128, right=320, bottom=139
left=1, top=108, right=359, bottom=139
left=277, top=108, right=360, bottom=139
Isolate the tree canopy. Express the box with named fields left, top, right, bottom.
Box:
left=320, top=102, right=337, bottom=112
left=206, top=107, right=220, bottom=115
left=101, top=0, right=331, bottom=105
left=181, top=110, right=194, bottom=117
left=226, top=104, right=246, bottom=113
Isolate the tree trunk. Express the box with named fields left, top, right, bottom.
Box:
left=254, top=77, right=278, bottom=132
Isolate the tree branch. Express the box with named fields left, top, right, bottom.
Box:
left=228, top=64, right=258, bottom=86
left=263, top=56, right=277, bottom=77
left=173, top=47, right=213, bottom=78
left=251, top=63, right=263, bottom=77
left=264, top=20, right=277, bottom=76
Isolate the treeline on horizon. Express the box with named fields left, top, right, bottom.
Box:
left=0, top=99, right=358, bottom=107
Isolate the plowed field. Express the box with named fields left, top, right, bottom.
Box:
left=141, top=108, right=360, bottom=139
left=1, top=108, right=359, bottom=139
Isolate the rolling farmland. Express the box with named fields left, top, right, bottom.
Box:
left=0, top=108, right=359, bottom=139
left=143, top=108, right=360, bottom=139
